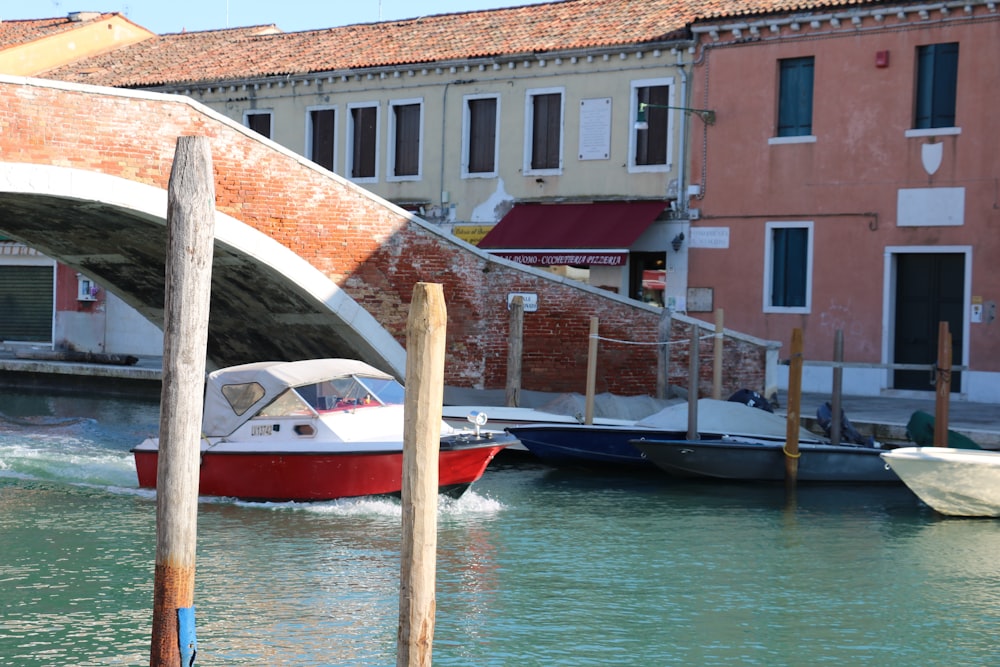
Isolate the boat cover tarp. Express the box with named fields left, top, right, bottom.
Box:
left=905, top=410, right=981, bottom=449
left=203, top=359, right=394, bottom=437
left=636, top=398, right=825, bottom=442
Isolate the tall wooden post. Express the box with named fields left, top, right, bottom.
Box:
left=505, top=296, right=524, bottom=408
left=656, top=308, right=673, bottom=399
left=934, top=321, right=952, bottom=447
left=584, top=316, right=598, bottom=425
left=784, top=328, right=804, bottom=485
left=830, top=330, right=843, bottom=446
left=150, top=136, right=215, bottom=666
left=398, top=283, right=446, bottom=667
left=712, top=309, right=724, bottom=400
left=687, top=328, right=700, bottom=440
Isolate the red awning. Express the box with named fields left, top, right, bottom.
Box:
left=477, top=201, right=667, bottom=266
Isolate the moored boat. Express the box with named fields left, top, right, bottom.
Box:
left=507, top=398, right=816, bottom=469
left=631, top=436, right=900, bottom=483
left=880, top=446, right=1000, bottom=516
left=132, top=359, right=516, bottom=501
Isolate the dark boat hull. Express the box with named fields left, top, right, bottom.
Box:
left=630, top=437, right=901, bottom=483
left=509, top=424, right=683, bottom=467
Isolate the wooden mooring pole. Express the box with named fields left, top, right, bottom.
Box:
left=398, top=283, right=446, bottom=667
left=934, top=321, right=952, bottom=447
left=784, top=328, right=804, bottom=486
left=584, top=316, right=598, bottom=425
left=830, top=330, right=843, bottom=446
left=687, top=328, right=700, bottom=440
left=712, top=309, right=724, bottom=400
left=150, top=136, right=215, bottom=666
left=505, top=296, right=524, bottom=408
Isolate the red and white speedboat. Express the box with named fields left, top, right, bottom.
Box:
left=132, top=359, right=516, bottom=501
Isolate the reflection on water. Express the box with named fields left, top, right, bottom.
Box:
left=1, top=390, right=999, bottom=666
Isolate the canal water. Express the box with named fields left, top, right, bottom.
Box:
left=1, top=390, right=998, bottom=666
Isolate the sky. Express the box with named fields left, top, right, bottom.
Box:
left=1, top=0, right=553, bottom=34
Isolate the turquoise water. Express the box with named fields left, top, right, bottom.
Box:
left=1, top=391, right=999, bottom=666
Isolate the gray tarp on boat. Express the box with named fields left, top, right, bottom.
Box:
left=636, top=398, right=825, bottom=442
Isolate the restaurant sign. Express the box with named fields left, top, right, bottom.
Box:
left=490, top=251, right=627, bottom=266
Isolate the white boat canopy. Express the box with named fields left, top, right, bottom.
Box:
left=202, top=359, right=396, bottom=437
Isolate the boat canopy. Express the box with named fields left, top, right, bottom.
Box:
left=202, top=359, right=396, bottom=437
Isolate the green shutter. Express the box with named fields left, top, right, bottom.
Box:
left=0, top=265, right=53, bottom=342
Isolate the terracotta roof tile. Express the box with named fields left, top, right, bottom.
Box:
left=35, top=0, right=902, bottom=88
left=0, top=13, right=120, bottom=49
left=41, top=0, right=701, bottom=87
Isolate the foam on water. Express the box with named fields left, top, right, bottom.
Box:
left=221, top=488, right=506, bottom=517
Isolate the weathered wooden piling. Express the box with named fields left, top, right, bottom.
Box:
left=150, top=136, right=215, bottom=666
left=398, top=282, right=446, bottom=667
left=505, top=295, right=524, bottom=408
left=584, top=316, right=598, bottom=425
left=712, top=309, right=724, bottom=400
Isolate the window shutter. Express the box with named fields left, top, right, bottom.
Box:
left=468, top=98, right=497, bottom=173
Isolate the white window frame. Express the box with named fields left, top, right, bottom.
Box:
left=461, top=93, right=501, bottom=179
left=346, top=102, right=380, bottom=184
left=763, top=221, right=814, bottom=314
left=243, top=109, right=274, bottom=139
left=387, top=97, right=424, bottom=182
left=305, top=104, right=338, bottom=173
left=523, top=86, right=565, bottom=176
left=628, top=77, right=675, bottom=174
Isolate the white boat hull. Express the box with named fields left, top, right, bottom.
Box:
left=880, top=447, right=1000, bottom=517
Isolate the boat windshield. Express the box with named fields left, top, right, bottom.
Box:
left=295, top=375, right=405, bottom=411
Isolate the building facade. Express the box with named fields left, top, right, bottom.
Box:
left=684, top=0, right=1000, bottom=401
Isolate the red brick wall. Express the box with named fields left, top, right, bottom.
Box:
left=0, top=80, right=769, bottom=397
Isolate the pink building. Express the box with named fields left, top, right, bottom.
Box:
left=683, top=0, right=1000, bottom=402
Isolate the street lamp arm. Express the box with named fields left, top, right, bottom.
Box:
left=637, top=101, right=716, bottom=126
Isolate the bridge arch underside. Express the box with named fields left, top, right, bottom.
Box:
left=0, top=191, right=405, bottom=375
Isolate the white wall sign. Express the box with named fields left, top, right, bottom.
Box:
left=578, top=98, right=611, bottom=160
left=689, top=227, right=730, bottom=248
left=897, top=188, right=965, bottom=226
left=507, top=292, right=538, bottom=312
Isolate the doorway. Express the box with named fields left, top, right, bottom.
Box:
left=893, top=252, right=964, bottom=391
left=629, top=252, right=666, bottom=307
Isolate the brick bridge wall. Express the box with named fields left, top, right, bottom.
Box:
left=0, top=79, right=773, bottom=397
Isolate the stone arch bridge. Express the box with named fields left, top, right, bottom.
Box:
left=0, top=76, right=774, bottom=396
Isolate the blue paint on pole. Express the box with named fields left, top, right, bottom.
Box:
left=177, top=606, right=197, bottom=666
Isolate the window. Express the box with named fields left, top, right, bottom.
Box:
left=915, top=43, right=958, bottom=129
left=307, top=107, right=336, bottom=171
left=524, top=88, right=563, bottom=173
left=347, top=103, right=378, bottom=181
left=389, top=99, right=422, bottom=180
left=463, top=95, right=499, bottom=177
left=630, top=79, right=672, bottom=171
left=777, top=57, right=814, bottom=137
left=764, top=222, right=813, bottom=313
left=244, top=110, right=272, bottom=139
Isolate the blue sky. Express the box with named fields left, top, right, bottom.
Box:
left=3, top=1, right=553, bottom=34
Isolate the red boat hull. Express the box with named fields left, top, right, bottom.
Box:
left=133, top=443, right=505, bottom=501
